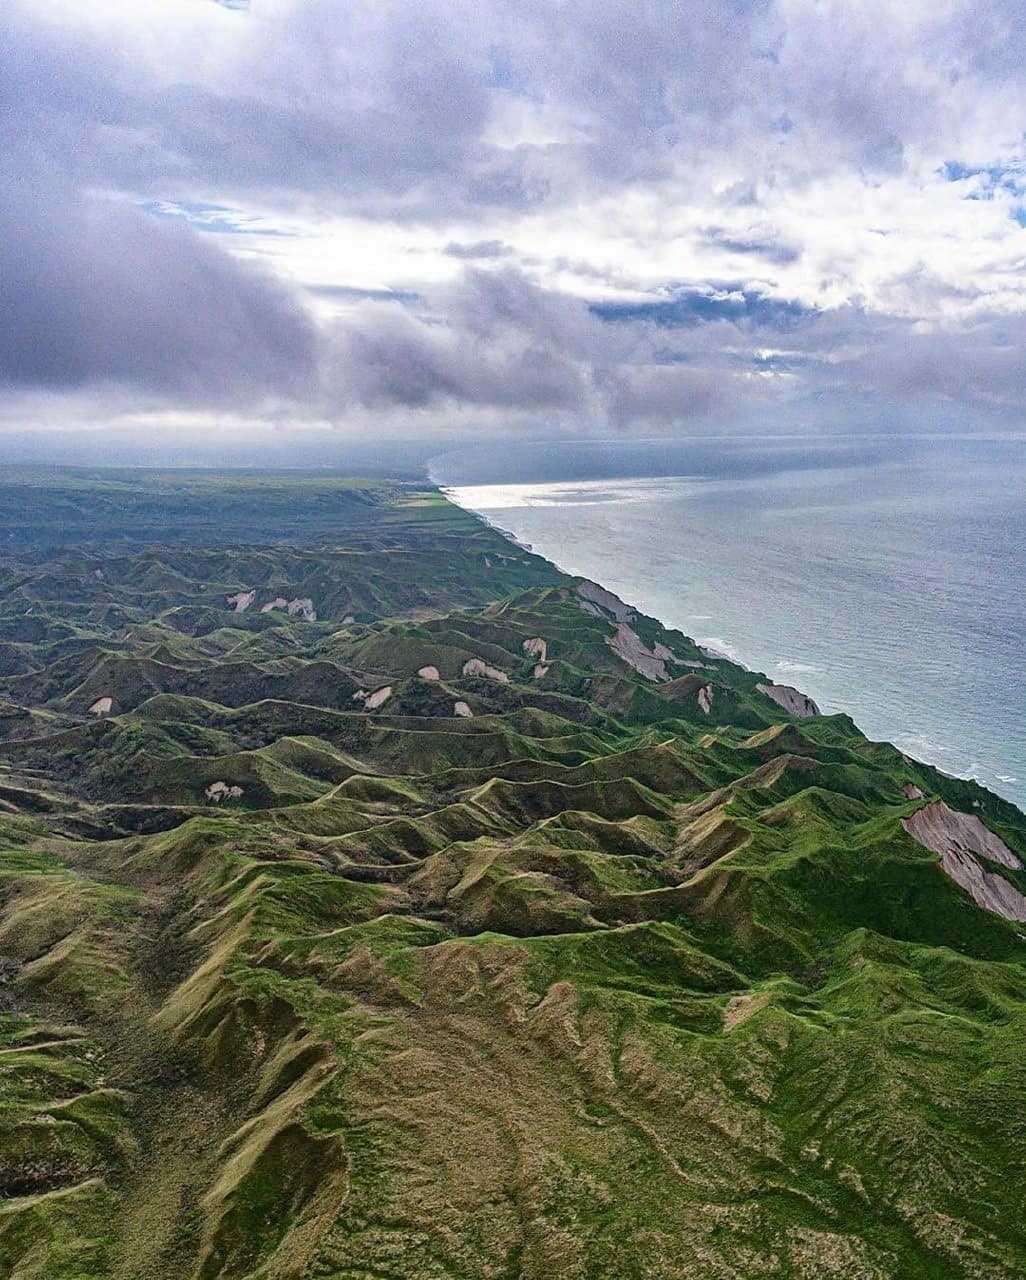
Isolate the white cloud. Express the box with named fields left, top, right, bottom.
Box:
left=4, top=0, right=1026, bottom=442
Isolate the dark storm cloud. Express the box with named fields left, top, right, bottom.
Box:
left=324, top=270, right=601, bottom=412
left=319, top=268, right=794, bottom=428
left=0, top=179, right=316, bottom=402
left=856, top=314, right=1026, bottom=411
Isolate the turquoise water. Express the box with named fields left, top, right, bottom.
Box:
left=434, top=436, right=1026, bottom=811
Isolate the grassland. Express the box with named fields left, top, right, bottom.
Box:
left=1, top=469, right=1025, bottom=1279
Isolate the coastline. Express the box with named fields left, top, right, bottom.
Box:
left=438, top=487, right=537, bottom=556
left=4, top=468, right=1026, bottom=1275
left=440, top=477, right=1026, bottom=817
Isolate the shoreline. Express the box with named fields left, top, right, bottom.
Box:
left=440, top=479, right=1025, bottom=818
left=438, top=487, right=537, bottom=556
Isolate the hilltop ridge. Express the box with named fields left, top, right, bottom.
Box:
left=1, top=472, right=1025, bottom=1279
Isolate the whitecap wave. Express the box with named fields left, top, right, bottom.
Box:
left=697, top=635, right=749, bottom=667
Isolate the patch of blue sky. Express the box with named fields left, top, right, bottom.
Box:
left=591, top=284, right=813, bottom=331
left=941, top=159, right=1026, bottom=199
left=138, top=200, right=291, bottom=237
left=941, top=157, right=1026, bottom=227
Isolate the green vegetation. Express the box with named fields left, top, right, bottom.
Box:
left=1, top=469, right=1025, bottom=1278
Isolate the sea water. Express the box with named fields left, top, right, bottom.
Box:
left=431, top=435, right=1026, bottom=811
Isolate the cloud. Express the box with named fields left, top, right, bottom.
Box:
left=10, top=0, right=1026, bottom=219
left=319, top=268, right=775, bottom=429
left=701, top=228, right=802, bottom=266
left=442, top=240, right=513, bottom=260
left=0, top=177, right=316, bottom=403
left=324, top=270, right=598, bottom=412
left=5, top=0, right=1026, bottom=442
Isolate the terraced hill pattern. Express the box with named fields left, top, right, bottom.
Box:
left=1, top=470, right=1026, bottom=1280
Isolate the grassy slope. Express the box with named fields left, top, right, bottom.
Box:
left=0, top=472, right=1025, bottom=1278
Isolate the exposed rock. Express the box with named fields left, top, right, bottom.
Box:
left=699, top=643, right=730, bottom=661
left=653, top=641, right=685, bottom=663
left=723, top=992, right=769, bottom=1031
left=453, top=701, right=474, bottom=718
left=287, top=597, right=317, bottom=622
left=533, top=664, right=549, bottom=680
left=260, top=597, right=289, bottom=614
left=575, top=580, right=633, bottom=622
left=680, top=659, right=715, bottom=670
left=698, top=685, right=713, bottom=715
left=607, top=623, right=668, bottom=681
left=364, top=685, right=393, bottom=710
left=756, top=682, right=821, bottom=718
left=462, top=658, right=508, bottom=683
left=903, top=801, right=1021, bottom=870
left=902, top=801, right=1026, bottom=922
left=88, top=696, right=113, bottom=716
left=418, top=665, right=441, bottom=681
left=903, top=783, right=925, bottom=800
left=352, top=689, right=368, bottom=702
left=205, top=781, right=244, bottom=803
left=523, top=637, right=548, bottom=663
left=227, top=589, right=256, bottom=613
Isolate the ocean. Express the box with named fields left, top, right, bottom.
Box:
left=430, top=434, right=1026, bottom=812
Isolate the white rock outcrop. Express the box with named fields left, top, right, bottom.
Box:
left=453, top=701, right=474, bottom=718
left=88, top=697, right=113, bottom=716
left=205, top=781, right=243, bottom=803
left=287, top=597, right=317, bottom=621
left=522, top=637, right=548, bottom=662
left=417, top=665, right=440, bottom=680
left=260, top=597, right=289, bottom=613
left=608, top=623, right=670, bottom=681
left=755, top=683, right=821, bottom=718
left=227, top=590, right=256, bottom=613
left=902, top=800, right=1026, bottom=922
left=698, top=685, right=713, bottom=715
left=575, top=580, right=634, bottom=622
left=364, top=685, right=393, bottom=710
left=462, top=658, right=508, bottom=683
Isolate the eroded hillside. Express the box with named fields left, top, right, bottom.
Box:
left=1, top=472, right=1026, bottom=1279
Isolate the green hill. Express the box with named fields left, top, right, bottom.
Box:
left=1, top=471, right=1025, bottom=1279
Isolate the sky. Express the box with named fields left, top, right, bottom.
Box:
left=4, top=0, right=1026, bottom=459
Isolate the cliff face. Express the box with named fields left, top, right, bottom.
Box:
left=1, top=472, right=1026, bottom=1280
